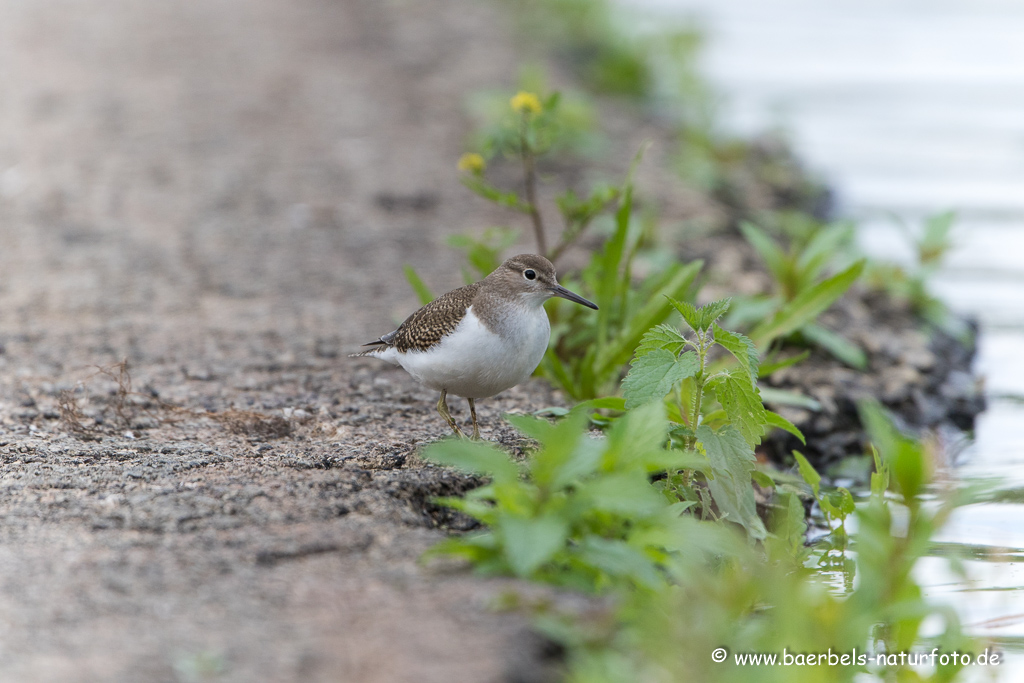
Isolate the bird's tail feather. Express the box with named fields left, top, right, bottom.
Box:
left=349, top=346, right=385, bottom=358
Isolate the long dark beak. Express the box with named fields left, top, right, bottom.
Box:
left=550, top=284, right=598, bottom=310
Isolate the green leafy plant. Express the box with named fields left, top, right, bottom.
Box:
left=794, top=450, right=855, bottom=540
left=539, top=158, right=703, bottom=399
left=793, top=450, right=856, bottom=589
left=422, top=393, right=976, bottom=683
left=864, top=211, right=968, bottom=340
left=621, top=297, right=804, bottom=539
left=423, top=404, right=706, bottom=592
left=411, top=4, right=981, bottom=677
left=734, top=218, right=867, bottom=369
left=458, top=88, right=616, bottom=260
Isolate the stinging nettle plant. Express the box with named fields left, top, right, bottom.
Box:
left=621, top=297, right=804, bottom=540
left=421, top=386, right=976, bottom=683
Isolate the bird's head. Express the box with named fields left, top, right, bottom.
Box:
left=491, top=254, right=598, bottom=310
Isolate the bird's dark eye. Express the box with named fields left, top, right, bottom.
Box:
left=524, top=269, right=536, bottom=280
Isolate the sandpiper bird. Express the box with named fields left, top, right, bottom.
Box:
left=353, top=254, right=598, bottom=439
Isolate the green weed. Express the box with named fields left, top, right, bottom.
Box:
left=734, top=217, right=867, bottom=369
left=540, top=154, right=703, bottom=399
left=621, top=297, right=804, bottom=539
left=422, top=394, right=978, bottom=683
left=423, top=405, right=703, bottom=592
left=864, top=211, right=969, bottom=340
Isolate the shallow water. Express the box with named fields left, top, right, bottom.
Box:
left=622, top=0, right=1024, bottom=672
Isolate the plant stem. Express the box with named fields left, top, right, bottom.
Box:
left=519, top=119, right=547, bottom=256
left=679, top=331, right=712, bottom=450
left=549, top=199, right=614, bottom=264
left=685, top=331, right=709, bottom=451
left=546, top=216, right=576, bottom=265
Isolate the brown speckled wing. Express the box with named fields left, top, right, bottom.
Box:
left=383, top=282, right=481, bottom=352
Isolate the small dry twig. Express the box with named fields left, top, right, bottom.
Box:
left=57, top=388, right=94, bottom=436
left=94, top=359, right=134, bottom=428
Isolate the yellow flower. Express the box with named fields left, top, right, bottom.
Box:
left=510, top=91, right=542, bottom=115
left=457, top=152, right=486, bottom=174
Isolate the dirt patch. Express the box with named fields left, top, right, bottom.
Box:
left=0, top=1, right=570, bottom=680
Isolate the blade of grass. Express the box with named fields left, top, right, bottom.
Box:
left=403, top=265, right=435, bottom=305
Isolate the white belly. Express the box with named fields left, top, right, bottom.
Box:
left=377, top=306, right=550, bottom=398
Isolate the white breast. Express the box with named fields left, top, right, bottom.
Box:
left=385, top=305, right=550, bottom=399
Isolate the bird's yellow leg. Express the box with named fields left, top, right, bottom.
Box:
left=437, top=389, right=466, bottom=438
left=467, top=398, right=481, bottom=441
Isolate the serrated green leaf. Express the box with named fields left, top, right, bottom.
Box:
left=422, top=439, right=519, bottom=486
left=698, top=298, right=732, bottom=331
left=665, top=295, right=702, bottom=333
left=750, top=259, right=866, bottom=346
left=751, top=470, right=776, bottom=490
left=604, top=401, right=678, bottom=472
left=622, top=349, right=699, bottom=410
left=574, top=537, right=665, bottom=589
left=793, top=450, right=821, bottom=499
left=497, top=514, right=569, bottom=576
left=696, top=424, right=767, bottom=540
left=512, top=411, right=598, bottom=490
left=635, top=324, right=687, bottom=358
left=576, top=470, right=665, bottom=516
left=835, top=487, right=856, bottom=517
left=669, top=424, right=695, bottom=438
left=711, top=372, right=768, bottom=447
left=713, top=324, right=759, bottom=383
left=765, top=410, right=805, bottom=444
left=815, top=489, right=856, bottom=520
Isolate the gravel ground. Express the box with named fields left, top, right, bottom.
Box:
left=0, top=1, right=567, bottom=681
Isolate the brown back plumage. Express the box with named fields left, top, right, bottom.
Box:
left=353, top=254, right=578, bottom=358
left=360, top=282, right=481, bottom=353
